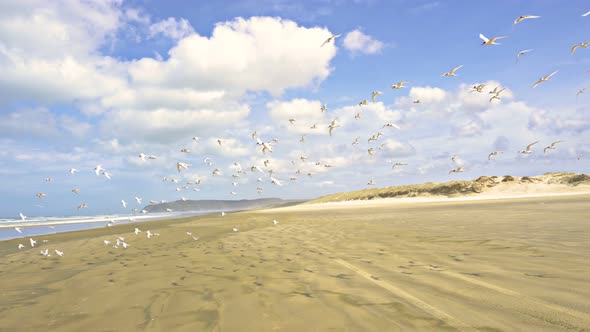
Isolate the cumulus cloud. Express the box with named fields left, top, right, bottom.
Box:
left=342, top=29, right=384, bottom=55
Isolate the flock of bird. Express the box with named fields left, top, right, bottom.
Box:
left=9, top=10, right=590, bottom=252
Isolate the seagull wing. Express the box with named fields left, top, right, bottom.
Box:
left=479, top=33, right=489, bottom=43
left=526, top=141, right=540, bottom=150
left=583, top=10, right=590, bottom=17
left=544, top=70, right=559, bottom=80
left=532, top=78, right=543, bottom=88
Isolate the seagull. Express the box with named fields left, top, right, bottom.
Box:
left=273, top=220, right=279, bottom=225
left=571, top=41, right=589, bottom=55
left=391, top=81, right=409, bottom=89
left=470, top=84, right=487, bottom=93
left=94, top=165, right=104, bottom=176
left=320, top=104, right=327, bottom=113
left=217, top=139, right=223, bottom=146
left=36, top=192, right=46, bottom=199
left=382, top=123, right=401, bottom=129
left=176, top=162, right=191, bottom=172
left=54, top=249, right=64, bottom=257
left=192, top=136, right=200, bottom=141
left=321, top=34, right=341, bottom=47
left=543, top=141, right=564, bottom=154
left=352, top=137, right=360, bottom=145
left=328, top=119, right=340, bottom=136
left=14, top=227, right=22, bottom=233
left=17, top=244, right=25, bottom=249
left=515, top=49, right=533, bottom=63
left=489, top=95, right=501, bottom=103
left=256, top=138, right=273, bottom=154
left=30, top=238, right=36, bottom=247
left=45, top=178, right=53, bottom=182
left=264, top=160, right=271, bottom=168
left=271, top=177, right=283, bottom=186
left=359, top=99, right=369, bottom=107
left=392, top=162, right=407, bottom=169
left=134, top=227, right=141, bottom=235
left=251, top=131, right=257, bottom=139
left=480, top=34, right=508, bottom=46
left=104, top=240, right=112, bottom=246
left=72, top=188, right=79, bottom=194
left=371, top=91, right=382, bottom=102
left=583, top=10, right=590, bottom=17
left=69, top=168, right=79, bottom=174
left=180, top=148, right=190, bottom=153
left=230, top=191, right=237, bottom=195
left=19, top=212, right=26, bottom=221
left=413, top=99, right=421, bottom=104
left=232, top=227, right=239, bottom=232
left=488, top=151, right=503, bottom=160
left=77, top=203, right=88, bottom=210
left=212, top=168, right=221, bottom=176
left=532, top=70, right=558, bottom=88
left=355, top=112, right=361, bottom=119
left=288, top=119, right=295, bottom=125
left=135, top=196, right=142, bottom=204
left=442, top=65, right=463, bottom=77
left=102, top=171, right=111, bottom=180
left=139, top=153, right=147, bottom=161
left=40, top=249, right=50, bottom=257
left=519, top=141, right=539, bottom=154
left=368, top=148, right=376, bottom=156
left=367, top=179, right=375, bottom=185
left=221, top=212, right=226, bottom=216
left=121, top=200, right=127, bottom=208
left=513, top=15, right=540, bottom=26
left=310, top=124, right=317, bottom=129
left=577, top=88, right=586, bottom=97
left=146, top=230, right=153, bottom=239
left=449, top=167, right=464, bottom=174
left=489, top=86, right=506, bottom=95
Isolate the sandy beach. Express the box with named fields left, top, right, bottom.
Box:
left=1, top=194, right=590, bottom=331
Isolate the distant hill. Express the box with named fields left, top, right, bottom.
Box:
left=143, top=198, right=303, bottom=213
left=307, top=172, right=590, bottom=204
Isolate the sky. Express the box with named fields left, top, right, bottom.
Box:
left=0, top=0, right=589, bottom=217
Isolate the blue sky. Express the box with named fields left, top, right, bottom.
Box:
left=0, top=0, right=589, bottom=217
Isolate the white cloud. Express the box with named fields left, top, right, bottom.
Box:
left=342, top=29, right=384, bottom=55
left=149, top=17, right=195, bottom=40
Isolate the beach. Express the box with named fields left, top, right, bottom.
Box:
left=1, top=194, right=590, bottom=331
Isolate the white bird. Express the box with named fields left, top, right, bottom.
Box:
left=480, top=34, right=508, bottom=46
left=72, top=188, right=79, bottom=194
left=36, top=192, right=46, bottom=199
left=571, top=41, right=590, bottom=55
left=103, top=240, right=111, bottom=246
left=488, top=151, right=503, bottom=160
left=359, top=99, right=369, bottom=107
left=543, top=141, right=564, bottom=154
left=146, top=230, right=153, bottom=239
left=230, top=191, right=237, bottom=196
left=69, top=168, right=79, bottom=174
left=413, top=99, right=421, bottom=104
left=532, top=70, right=558, bottom=88
left=382, top=123, right=401, bottom=129
left=271, top=177, right=283, bottom=186
left=45, top=178, right=53, bottom=182
left=321, top=34, right=341, bottom=47
left=449, top=167, right=464, bottom=174
left=212, top=168, right=221, bottom=176
left=577, top=88, right=586, bottom=97
left=221, top=212, right=226, bottom=216
left=442, top=65, right=463, bottom=77
left=391, top=81, right=409, bottom=89
left=77, top=203, right=88, bottom=210
left=192, top=136, right=200, bottom=141
left=180, top=148, right=190, bottom=153
left=134, top=227, right=141, bottom=235
left=371, top=91, right=382, bottom=102
left=583, top=10, right=590, bottom=17
left=135, top=197, right=142, bottom=204
left=14, top=227, right=22, bottom=233
left=328, top=119, right=340, bottom=137
left=273, top=219, right=279, bottom=225
left=121, top=200, right=127, bottom=208
left=515, top=49, right=533, bottom=63
left=232, top=227, right=239, bottom=232
left=217, top=139, right=223, bottom=146
left=55, top=249, right=64, bottom=257
left=29, top=238, right=36, bottom=247
left=176, top=162, right=191, bottom=172
left=513, top=15, right=540, bottom=26
left=139, top=153, right=147, bottom=161
left=368, top=148, right=376, bottom=156
left=122, top=242, right=129, bottom=249
left=320, top=104, right=327, bottom=113
left=94, top=165, right=104, bottom=176
left=19, top=212, right=26, bottom=221
left=102, top=171, right=112, bottom=180
left=352, top=137, right=360, bottom=145
left=192, top=236, right=199, bottom=241
left=40, top=249, right=50, bottom=257
left=17, top=244, right=25, bottom=249
left=519, top=141, right=539, bottom=154
left=392, top=162, right=407, bottom=169
left=367, top=179, right=375, bottom=185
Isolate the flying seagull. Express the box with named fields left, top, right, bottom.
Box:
left=543, top=141, right=564, bottom=154
left=328, top=119, right=340, bottom=136
left=479, top=34, right=508, bottom=46
left=488, top=151, right=503, bottom=160
left=532, top=70, right=558, bottom=88
left=519, top=141, right=539, bottom=154
left=571, top=41, right=589, bottom=55
left=321, top=34, right=341, bottom=47
left=442, top=65, right=463, bottom=77
left=513, top=15, right=540, bottom=26
left=371, top=91, right=382, bottom=102
left=515, top=49, right=533, bottom=63
left=391, top=81, right=409, bottom=89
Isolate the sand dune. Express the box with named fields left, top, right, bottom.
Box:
left=1, top=194, right=590, bottom=331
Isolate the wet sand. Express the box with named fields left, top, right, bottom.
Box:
left=1, top=194, right=590, bottom=331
